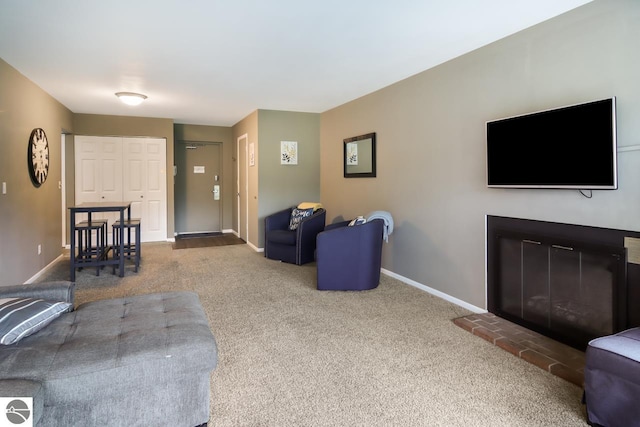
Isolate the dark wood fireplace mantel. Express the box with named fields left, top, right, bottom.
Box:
left=487, top=216, right=640, bottom=350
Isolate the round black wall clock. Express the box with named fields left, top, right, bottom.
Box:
left=28, top=128, right=49, bottom=187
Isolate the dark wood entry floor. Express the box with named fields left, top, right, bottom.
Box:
left=173, top=233, right=245, bottom=249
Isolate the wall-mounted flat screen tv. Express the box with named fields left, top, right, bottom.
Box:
left=487, top=97, right=617, bottom=189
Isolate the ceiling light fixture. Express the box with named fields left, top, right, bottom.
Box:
left=115, top=92, right=147, bottom=106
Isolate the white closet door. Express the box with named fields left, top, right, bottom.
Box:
left=75, top=136, right=123, bottom=203
left=75, top=136, right=123, bottom=230
left=123, top=137, right=167, bottom=242
left=75, top=135, right=167, bottom=243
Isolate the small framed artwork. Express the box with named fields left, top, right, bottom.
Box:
left=281, top=140, right=298, bottom=165
left=249, top=142, right=255, bottom=166
left=344, top=132, right=376, bottom=178
left=346, top=142, right=358, bottom=165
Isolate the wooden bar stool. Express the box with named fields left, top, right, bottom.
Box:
left=74, top=219, right=109, bottom=276
left=112, top=219, right=141, bottom=273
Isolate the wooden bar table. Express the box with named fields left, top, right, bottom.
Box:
left=69, top=201, right=132, bottom=281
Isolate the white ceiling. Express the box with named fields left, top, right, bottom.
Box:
left=0, top=1, right=592, bottom=127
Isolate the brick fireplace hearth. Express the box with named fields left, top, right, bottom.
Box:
left=454, top=312, right=585, bottom=386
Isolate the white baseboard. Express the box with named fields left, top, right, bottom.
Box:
left=247, top=241, right=264, bottom=253
left=381, top=268, right=486, bottom=314
left=25, top=254, right=66, bottom=284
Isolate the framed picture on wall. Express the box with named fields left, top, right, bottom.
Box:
left=344, top=132, right=376, bottom=178
left=346, top=142, right=358, bottom=165
left=281, top=141, right=298, bottom=165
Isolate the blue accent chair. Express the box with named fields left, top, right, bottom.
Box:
left=584, top=327, right=640, bottom=426
left=316, top=219, right=384, bottom=291
left=264, top=207, right=326, bottom=265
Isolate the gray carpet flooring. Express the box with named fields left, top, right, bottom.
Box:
left=39, top=243, right=588, bottom=426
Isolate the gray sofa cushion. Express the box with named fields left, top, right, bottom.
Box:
left=0, top=282, right=75, bottom=306
left=0, top=291, right=218, bottom=426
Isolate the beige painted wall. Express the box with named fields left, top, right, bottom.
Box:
left=320, top=0, right=640, bottom=309
left=0, top=58, right=74, bottom=284
left=174, top=124, right=234, bottom=231
left=73, top=114, right=176, bottom=238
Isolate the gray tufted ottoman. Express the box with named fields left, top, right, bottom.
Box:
left=584, top=327, right=640, bottom=426
left=0, top=282, right=218, bottom=427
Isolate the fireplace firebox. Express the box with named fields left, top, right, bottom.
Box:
left=487, top=216, right=640, bottom=350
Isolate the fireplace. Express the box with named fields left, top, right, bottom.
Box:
left=487, top=216, right=640, bottom=350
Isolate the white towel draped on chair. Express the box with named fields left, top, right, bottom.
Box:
left=365, top=211, right=394, bottom=242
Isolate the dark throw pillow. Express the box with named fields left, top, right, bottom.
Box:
left=289, top=208, right=314, bottom=231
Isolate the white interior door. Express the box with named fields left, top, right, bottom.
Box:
left=75, top=136, right=123, bottom=203
left=123, top=138, right=167, bottom=242
left=75, top=135, right=167, bottom=243
left=237, top=134, right=248, bottom=242
left=75, top=136, right=123, bottom=231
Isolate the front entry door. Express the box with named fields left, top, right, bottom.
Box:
left=175, top=142, right=222, bottom=234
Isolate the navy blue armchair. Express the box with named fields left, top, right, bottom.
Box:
left=264, top=207, right=326, bottom=265
left=584, top=327, right=640, bottom=426
left=316, top=219, right=384, bottom=291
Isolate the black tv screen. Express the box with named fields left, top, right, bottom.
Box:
left=487, top=97, right=617, bottom=189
